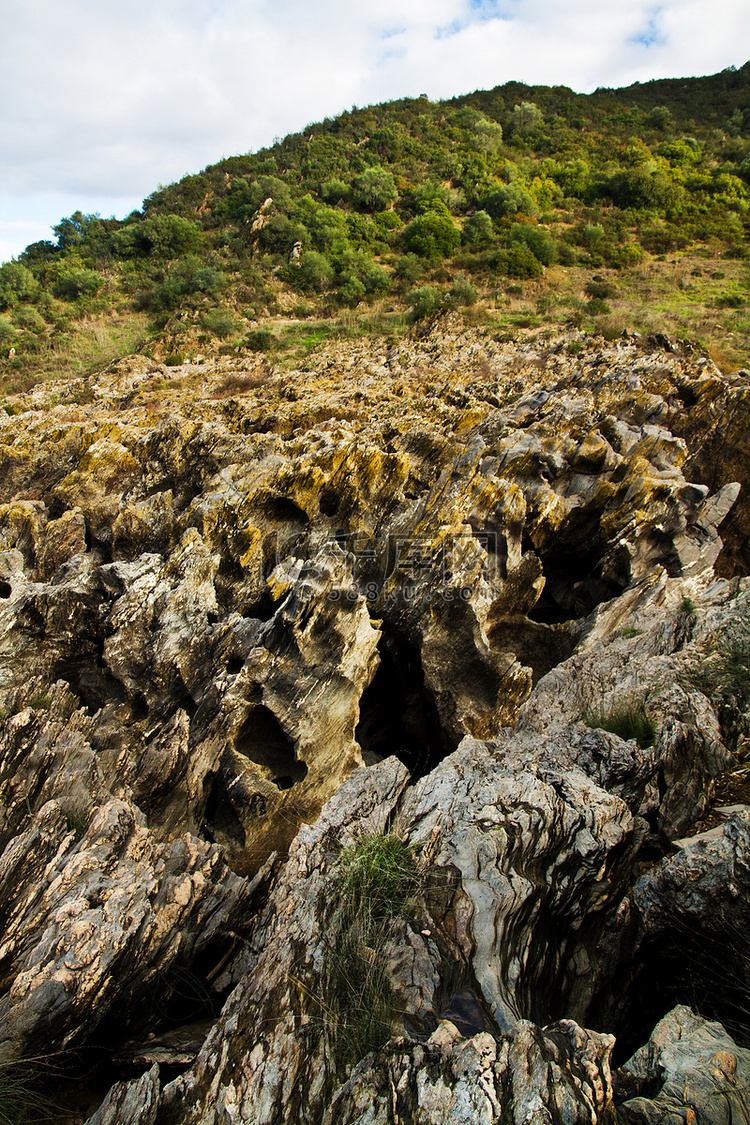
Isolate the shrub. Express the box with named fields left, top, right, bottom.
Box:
left=586, top=297, right=612, bottom=316
left=606, top=168, right=682, bottom=211
left=494, top=245, right=544, bottom=279
left=244, top=329, right=276, bottom=352
left=0, top=317, right=17, bottom=348
left=406, top=285, right=444, bottom=320
left=352, top=167, right=398, bottom=212
left=508, top=223, right=557, bottom=266
left=139, top=214, right=203, bottom=258
left=201, top=310, right=239, bottom=339
left=294, top=251, right=335, bottom=293
left=51, top=267, right=103, bottom=301
left=585, top=279, right=617, bottom=299
left=583, top=697, right=656, bottom=748
left=604, top=243, right=645, bottom=270
left=0, top=263, right=38, bottom=310
left=395, top=253, right=423, bottom=284
left=482, top=182, right=537, bottom=220
left=403, top=212, right=460, bottom=260
left=447, top=275, right=478, bottom=308
left=462, top=211, right=495, bottom=248
left=320, top=180, right=350, bottom=205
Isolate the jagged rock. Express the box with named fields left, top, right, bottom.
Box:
left=83, top=1063, right=160, bottom=1125
left=0, top=797, right=255, bottom=1061
left=1, top=331, right=749, bottom=1118
left=618, top=1006, right=750, bottom=1125
left=155, top=728, right=638, bottom=1123
left=324, top=1019, right=617, bottom=1125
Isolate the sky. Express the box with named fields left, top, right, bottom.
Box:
left=1, top=0, right=749, bottom=263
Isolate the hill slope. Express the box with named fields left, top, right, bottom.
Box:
left=1, top=62, right=749, bottom=393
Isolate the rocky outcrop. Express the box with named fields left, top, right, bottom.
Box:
left=0, top=328, right=749, bottom=1120
left=618, top=1006, right=750, bottom=1125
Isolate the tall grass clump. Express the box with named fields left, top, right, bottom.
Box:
left=683, top=612, right=750, bottom=748
left=322, top=833, right=418, bottom=1071
left=583, top=696, right=656, bottom=749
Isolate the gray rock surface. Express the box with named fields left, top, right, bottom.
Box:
left=619, top=1006, right=750, bottom=1125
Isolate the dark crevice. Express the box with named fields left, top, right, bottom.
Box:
left=527, top=544, right=628, bottom=624
left=201, top=767, right=247, bottom=848
left=0, top=581, right=11, bottom=598
left=235, top=705, right=307, bottom=788
left=356, top=626, right=446, bottom=778
left=53, top=654, right=128, bottom=716
left=241, top=591, right=278, bottom=622
left=319, top=488, right=340, bottom=517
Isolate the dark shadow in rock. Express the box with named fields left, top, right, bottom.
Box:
left=487, top=616, right=580, bottom=684
left=0, top=580, right=11, bottom=598
left=528, top=543, right=627, bottom=624
left=241, top=590, right=278, bottom=622
left=356, top=625, right=446, bottom=777
left=600, top=921, right=750, bottom=1064
left=201, top=768, right=247, bottom=848
left=235, top=705, right=307, bottom=788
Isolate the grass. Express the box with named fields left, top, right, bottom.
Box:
left=0, top=313, right=150, bottom=397
left=0, top=1060, right=61, bottom=1124
left=683, top=612, right=750, bottom=747
left=583, top=697, right=656, bottom=749
left=321, top=832, right=418, bottom=1072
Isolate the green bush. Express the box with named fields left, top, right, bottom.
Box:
left=0, top=317, right=18, bottom=348
left=395, top=253, right=422, bottom=284
left=0, top=263, right=38, bottom=310
left=201, top=310, right=239, bottom=339
left=403, top=212, right=460, bottom=260
left=294, top=251, right=335, bottom=293
left=51, top=267, right=103, bottom=301
left=447, top=275, right=478, bottom=308
left=494, top=245, right=544, bottom=279
left=483, top=182, right=537, bottom=220
left=244, top=329, right=276, bottom=352
left=508, top=222, right=557, bottom=265
left=352, top=167, right=398, bottom=212
left=462, top=210, right=495, bottom=248
left=406, top=285, right=444, bottom=320
left=586, top=297, right=612, bottom=315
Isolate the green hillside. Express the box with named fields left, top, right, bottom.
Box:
left=2, top=62, right=750, bottom=392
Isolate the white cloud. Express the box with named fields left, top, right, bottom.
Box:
left=0, top=0, right=748, bottom=260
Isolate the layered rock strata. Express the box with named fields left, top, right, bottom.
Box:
left=0, top=327, right=748, bottom=1121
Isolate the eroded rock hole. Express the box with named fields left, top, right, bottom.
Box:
left=226, top=657, right=244, bottom=675
left=241, top=591, right=277, bottom=622
left=319, top=488, right=340, bottom=517
left=356, top=627, right=446, bottom=777
left=235, top=705, right=307, bottom=789
left=0, top=581, right=10, bottom=598
left=528, top=544, right=627, bottom=624
left=202, top=768, right=247, bottom=847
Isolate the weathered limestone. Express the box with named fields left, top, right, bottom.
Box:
left=0, top=329, right=747, bottom=1120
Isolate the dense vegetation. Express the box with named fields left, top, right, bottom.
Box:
left=2, top=62, right=750, bottom=391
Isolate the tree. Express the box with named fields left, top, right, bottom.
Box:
left=352, top=167, right=398, bottom=212
left=403, top=212, right=460, bottom=260
left=511, top=102, right=543, bottom=135
left=462, top=211, right=495, bottom=248
left=0, top=262, right=38, bottom=310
